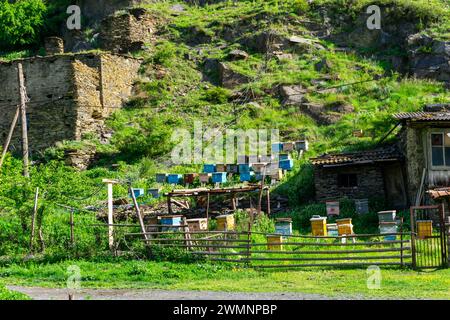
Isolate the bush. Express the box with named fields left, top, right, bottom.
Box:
left=0, top=0, right=47, bottom=49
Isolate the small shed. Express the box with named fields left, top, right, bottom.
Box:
left=311, top=146, right=408, bottom=208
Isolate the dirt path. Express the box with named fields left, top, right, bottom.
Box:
left=8, top=286, right=339, bottom=300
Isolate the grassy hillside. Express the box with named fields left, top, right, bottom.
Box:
left=0, top=0, right=449, bottom=259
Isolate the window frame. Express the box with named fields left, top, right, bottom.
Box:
left=430, top=130, right=450, bottom=170
left=337, top=173, right=358, bottom=188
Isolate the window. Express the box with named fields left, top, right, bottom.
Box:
left=431, top=133, right=450, bottom=167
left=337, top=174, right=357, bottom=188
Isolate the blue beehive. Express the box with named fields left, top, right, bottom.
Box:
left=255, top=173, right=264, bottom=181
left=203, top=164, right=216, bottom=173
left=160, top=215, right=183, bottom=232
left=167, top=174, right=183, bottom=184
left=130, top=188, right=145, bottom=198
left=275, top=218, right=293, bottom=236
left=279, top=159, right=294, bottom=170
left=148, top=188, right=160, bottom=198
left=156, top=173, right=167, bottom=183
left=279, top=153, right=290, bottom=161
left=239, top=164, right=250, bottom=173
left=240, top=172, right=254, bottom=182
left=271, top=142, right=284, bottom=153
left=212, top=172, right=227, bottom=183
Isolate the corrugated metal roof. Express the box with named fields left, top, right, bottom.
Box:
left=311, top=146, right=402, bottom=166
left=393, top=112, right=450, bottom=121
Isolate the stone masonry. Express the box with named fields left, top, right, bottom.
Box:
left=0, top=53, right=141, bottom=154
left=99, top=8, right=156, bottom=53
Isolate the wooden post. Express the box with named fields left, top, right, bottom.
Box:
left=103, top=179, right=119, bottom=252
left=17, top=63, right=29, bottom=178
left=410, top=207, right=417, bottom=269
left=231, top=193, right=237, bottom=211
left=206, top=193, right=210, bottom=225
left=0, top=106, right=20, bottom=170
left=29, top=187, right=39, bottom=253
left=167, top=195, right=173, bottom=215
left=70, top=209, right=74, bottom=247
left=266, top=189, right=271, bottom=216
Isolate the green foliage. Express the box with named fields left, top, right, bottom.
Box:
left=0, top=0, right=47, bottom=49
left=202, top=87, right=232, bottom=104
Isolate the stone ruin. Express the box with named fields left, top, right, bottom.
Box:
left=0, top=53, right=141, bottom=155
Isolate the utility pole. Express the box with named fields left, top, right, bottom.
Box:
left=17, top=63, right=30, bottom=178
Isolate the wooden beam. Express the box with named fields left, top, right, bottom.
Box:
left=17, top=63, right=29, bottom=178
left=29, top=187, right=39, bottom=253
left=0, top=106, right=20, bottom=170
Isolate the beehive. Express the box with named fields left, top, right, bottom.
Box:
left=156, top=173, right=167, bottom=183
left=212, top=172, right=227, bottom=183
left=295, top=140, right=309, bottom=151
left=270, top=169, right=283, bottom=181
left=275, top=218, right=292, bottom=236
left=336, top=218, right=352, bottom=226
left=279, top=153, right=290, bottom=161
left=186, top=218, right=208, bottom=232
left=259, top=155, right=272, bottom=163
left=167, top=174, right=183, bottom=184
left=216, top=215, right=235, bottom=231
left=147, top=216, right=160, bottom=232
left=130, top=188, right=145, bottom=198
left=248, top=155, right=259, bottom=163
left=216, top=164, right=226, bottom=172
left=271, top=142, right=284, bottom=153
left=199, top=173, right=211, bottom=184
left=160, top=215, right=183, bottom=231
left=252, top=163, right=266, bottom=173
left=148, top=188, right=160, bottom=198
left=183, top=173, right=198, bottom=184
left=310, top=216, right=327, bottom=236
left=255, top=173, right=264, bottom=181
left=267, top=235, right=283, bottom=251
left=237, top=155, right=249, bottom=164
left=282, top=142, right=295, bottom=152
left=379, top=222, right=398, bottom=241
left=336, top=219, right=353, bottom=236
left=326, top=201, right=340, bottom=216
left=240, top=172, right=254, bottom=182
left=417, top=220, right=433, bottom=239
left=355, top=199, right=369, bottom=214
left=378, top=210, right=396, bottom=223
left=239, top=164, right=250, bottom=173
left=226, top=164, right=239, bottom=173
left=279, top=159, right=294, bottom=170
left=327, top=223, right=338, bottom=237
left=203, top=164, right=216, bottom=173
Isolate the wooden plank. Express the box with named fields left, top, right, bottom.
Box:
left=249, top=240, right=410, bottom=247
left=17, top=63, right=29, bottom=178
left=29, top=187, right=39, bottom=253
left=0, top=105, right=20, bottom=170
left=247, top=247, right=411, bottom=255
left=243, top=255, right=411, bottom=262
left=140, top=238, right=250, bottom=243
left=140, top=243, right=248, bottom=249
left=252, top=262, right=407, bottom=268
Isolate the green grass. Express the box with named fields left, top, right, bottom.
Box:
left=0, top=259, right=449, bottom=299
left=0, top=284, right=29, bottom=300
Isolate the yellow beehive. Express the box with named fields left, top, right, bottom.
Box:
left=186, top=218, right=208, bottom=232
left=417, top=220, right=433, bottom=239
left=336, top=218, right=352, bottom=226
left=270, top=169, right=283, bottom=181
left=337, top=224, right=354, bottom=236
left=310, top=216, right=327, bottom=236
left=267, top=235, right=283, bottom=251
left=216, top=215, right=235, bottom=231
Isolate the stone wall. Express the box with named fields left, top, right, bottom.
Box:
left=314, top=164, right=386, bottom=201
left=99, top=8, right=156, bottom=53
left=0, top=53, right=141, bottom=154
left=76, top=0, right=146, bottom=22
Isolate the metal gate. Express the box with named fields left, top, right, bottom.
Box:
left=410, top=205, right=448, bottom=269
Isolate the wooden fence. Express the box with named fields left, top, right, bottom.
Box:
left=124, top=227, right=412, bottom=269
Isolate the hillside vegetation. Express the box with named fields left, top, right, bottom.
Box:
left=0, top=0, right=449, bottom=259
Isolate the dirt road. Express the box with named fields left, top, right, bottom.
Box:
left=8, top=286, right=338, bottom=300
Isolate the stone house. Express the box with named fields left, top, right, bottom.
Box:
left=311, top=104, right=450, bottom=209
left=0, top=53, right=141, bottom=154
